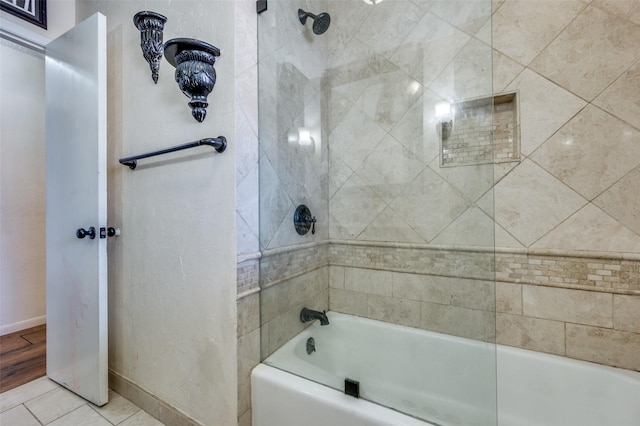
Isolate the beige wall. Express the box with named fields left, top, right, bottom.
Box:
left=77, top=1, right=238, bottom=424
left=0, top=40, right=46, bottom=334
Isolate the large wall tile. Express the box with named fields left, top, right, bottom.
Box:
left=593, top=0, right=640, bottom=26
left=531, top=106, right=640, bottom=201
left=429, top=158, right=494, bottom=203
left=492, top=49, right=524, bottom=93
left=450, top=279, right=495, bottom=311
left=329, top=288, right=368, bottom=317
left=389, top=90, right=442, bottom=164
left=523, top=286, right=613, bottom=327
left=496, top=282, right=522, bottom=315
left=566, top=324, right=640, bottom=370
left=532, top=204, right=640, bottom=253
left=355, top=135, right=425, bottom=203
left=391, top=167, right=471, bottom=242
left=505, top=69, right=586, bottom=156
left=237, top=328, right=260, bottom=417
left=389, top=12, right=471, bottom=86
left=495, top=224, right=525, bottom=248
left=357, top=208, right=425, bottom=243
left=594, top=167, right=640, bottom=236
left=530, top=5, right=640, bottom=101
left=492, top=0, right=585, bottom=66
left=344, top=267, right=393, bottom=296
left=265, top=286, right=329, bottom=356
left=431, top=206, right=495, bottom=247
left=329, top=40, right=397, bottom=104
left=497, top=313, right=565, bottom=355
left=330, top=105, right=387, bottom=170
left=486, top=159, right=586, bottom=246
left=354, top=0, right=428, bottom=57
left=594, top=61, right=640, bottom=131
left=259, top=156, right=293, bottom=248
left=420, top=302, right=496, bottom=341
left=237, top=293, right=260, bottom=338
left=430, top=0, right=491, bottom=36
left=354, top=68, right=423, bottom=131
left=392, top=273, right=452, bottom=305
left=367, top=294, right=421, bottom=328
left=330, top=173, right=387, bottom=238
left=329, top=265, right=345, bottom=289
left=613, top=295, right=640, bottom=333
left=429, top=38, right=493, bottom=101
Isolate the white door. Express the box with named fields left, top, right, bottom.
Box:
left=45, top=13, right=108, bottom=406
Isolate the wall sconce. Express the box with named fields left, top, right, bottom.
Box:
left=288, top=127, right=315, bottom=147
left=164, top=38, right=221, bottom=122
left=133, top=11, right=167, bottom=84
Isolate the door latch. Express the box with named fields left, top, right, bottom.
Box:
left=99, top=227, right=121, bottom=239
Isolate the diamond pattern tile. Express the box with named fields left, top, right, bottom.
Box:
left=593, top=61, right=640, bottom=131
left=492, top=0, right=585, bottom=66
left=505, top=69, right=586, bottom=156
left=532, top=204, right=640, bottom=252
left=389, top=89, right=443, bottom=164
left=355, top=135, right=426, bottom=204
left=330, top=104, right=387, bottom=170
left=529, top=5, right=640, bottom=101
left=531, top=106, right=640, bottom=201
left=594, top=166, right=640, bottom=236
left=484, top=159, right=587, bottom=246
left=388, top=12, right=471, bottom=86
left=258, top=0, right=640, bottom=255
left=330, top=173, right=387, bottom=239
left=354, top=0, right=429, bottom=58
left=353, top=66, right=423, bottom=131
left=357, top=207, right=425, bottom=243
left=431, top=206, right=495, bottom=247
left=429, top=38, right=493, bottom=102
left=391, top=167, right=471, bottom=242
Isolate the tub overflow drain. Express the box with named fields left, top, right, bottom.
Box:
left=306, top=337, right=316, bottom=355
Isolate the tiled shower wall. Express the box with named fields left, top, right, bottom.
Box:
left=244, top=6, right=640, bottom=423
left=488, top=0, right=640, bottom=371
left=324, top=0, right=640, bottom=371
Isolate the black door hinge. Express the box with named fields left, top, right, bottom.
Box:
left=257, top=0, right=267, bottom=14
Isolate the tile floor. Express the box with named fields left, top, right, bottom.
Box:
left=0, top=376, right=165, bottom=425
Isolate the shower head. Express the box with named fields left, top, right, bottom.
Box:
left=298, top=9, right=331, bottom=35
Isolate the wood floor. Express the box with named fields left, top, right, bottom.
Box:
left=0, top=324, right=46, bottom=393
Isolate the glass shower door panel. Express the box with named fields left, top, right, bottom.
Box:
left=258, top=0, right=497, bottom=424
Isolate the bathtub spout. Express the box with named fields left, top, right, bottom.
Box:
left=300, top=308, right=329, bottom=325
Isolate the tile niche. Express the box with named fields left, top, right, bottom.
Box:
left=440, top=92, right=520, bottom=167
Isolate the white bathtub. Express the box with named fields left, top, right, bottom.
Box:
left=252, top=312, right=640, bottom=426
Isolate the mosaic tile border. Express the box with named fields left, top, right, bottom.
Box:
left=256, top=241, right=640, bottom=295
left=259, top=241, right=329, bottom=286
left=496, top=252, right=640, bottom=293
left=237, top=259, right=259, bottom=297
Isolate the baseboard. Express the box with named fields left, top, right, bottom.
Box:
left=0, top=315, right=46, bottom=336
left=108, top=369, right=203, bottom=426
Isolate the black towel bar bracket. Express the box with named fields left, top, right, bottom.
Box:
left=119, top=136, right=227, bottom=170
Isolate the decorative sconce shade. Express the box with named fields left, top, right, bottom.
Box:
left=164, top=38, right=221, bottom=123
left=133, top=11, right=167, bottom=84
